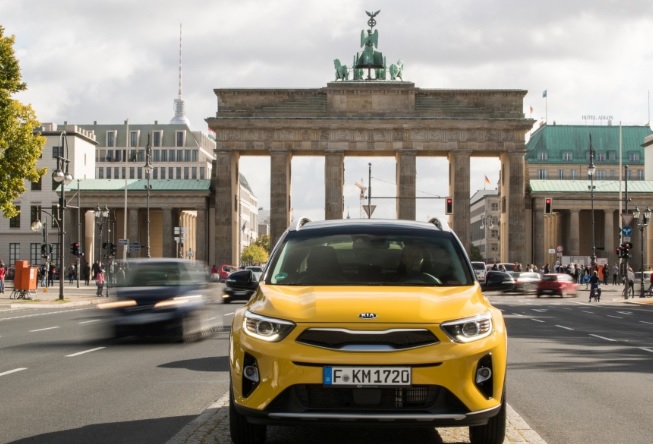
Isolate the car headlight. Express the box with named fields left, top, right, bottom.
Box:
left=440, top=312, right=493, bottom=343
left=243, top=311, right=295, bottom=342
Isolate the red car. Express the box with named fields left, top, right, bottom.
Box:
left=536, top=273, right=578, bottom=298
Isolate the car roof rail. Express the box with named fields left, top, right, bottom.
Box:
left=294, top=217, right=312, bottom=230
left=428, top=217, right=447, bottom=231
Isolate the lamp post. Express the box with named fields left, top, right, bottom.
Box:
left=479, top=214, right=494, bottom=262
left=95, top=205, right=109, bottom=265
left=31, top=208, right=59, bottom=286
left=633, top=206, right=651, bottom=298
left=144, top=132, right=152, bottom=258
left=588, top=134, right=596, bottom=271
left=52, top=132, right=73, bottom=301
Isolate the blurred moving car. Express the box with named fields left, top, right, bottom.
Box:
left=98, top=259, right=213, bottom=341
left=471, top=261, right=487, bottom=282
left=222, top=269, right=259, bottom=304
left=219, top=264, right=237, bottom=282
left=244, top=265, right=264, bottom=281
left=536, top=273, right=578, bottom=298
left=229, top=218, right=508, bottom=444
left=506, top=271, right=542, bottom=294
left=480, top=270, right=515, bottom=292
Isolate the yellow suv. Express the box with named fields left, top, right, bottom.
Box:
left=229, top=218, right=507, bottom=444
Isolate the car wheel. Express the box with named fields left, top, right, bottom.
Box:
left=177, top=313, right=201, bottom=343
left=229, top=386, right=266, bottom=444
left=222, top=296, right=231, bottom=304
left=469, top=389, right=506, bottom=444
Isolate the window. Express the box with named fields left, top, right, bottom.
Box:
left=53, top=145, right=63, bottom=158
left=129, top=167, right=135, bottom=179
left=627, top=169, right=633, bottom=180
left=192, top=167, right=197, bottom=179
left=638, top=170, right=644, bottom=180
left=184, top=167, right=189, bottom=179
left=31, top=176, right=42, bottom=191
left=608, top=151, right=617, bottom=161
left=130, top=130, right=140, bottom=147
left=160, top=150, right=167, bottom=162
left=571, top=170, right=578, bottom=180
left=169, top=167, right=174, bottom=179
left=177, top=150, right=184, bottom=162
left=596, top=152, right=606, bottom=161
left=30, top=243, right=40, bottom=265
left=169, top=149, right=175, bottom=162
left=51, top=203, right=60, bottom=229
left=153, top=149, right=160, bottom=162
left=153, top=130, right=163, bottom=147
left=106, top=167, right=112, bottom=179
left=122, top=167, right=126, bottom=179
left=137, top=167, right=142, bottom=179
left=30, top=206, right=40, bottom=224
left=192, top=150, right=198, bottom=162
left=628, top=152, right=640, bottom=162
left=609, top=170, right=615, bottom=179
left=597, top=170, right=605, bottom=180
left=10, top=206, right=20, bottom=228
left=107, top=149, right=113, bottom=161
left=562, top=152, right=573, bottom=161
left=176, top=167, right=181, bottom=179
left=538, top=152, right=547, bottom=161
left=175, top=130, right=186, bottom=147
left=558, top=169, right=565, bottom=179
left=98, top=168, right=104, bottom=179
left=114, top=150, right=122, bottom=162
left=160, top=167, right=165, bottom=179
left=153, top=168, right=158, bottom=179
left=107, top=131, right=117, bottom=147
left=114, top=167, right=120, bottom=178
left=9, top=243, right=20, bottom=266
left=98, top=149, right=106, bottom=162
left=200, top=167, right=205, bottom=180
left=184, top=150, right=191, bottom=162
left=538, top=169, right=548, bottom=179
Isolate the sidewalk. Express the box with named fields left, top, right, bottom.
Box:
left=0, top=280, right=108, bottom=309
left=578, top=282, right=653, bottom=305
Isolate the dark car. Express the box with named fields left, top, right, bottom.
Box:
left=98, top=259, right=213, bottom=341
left=480, top=270, right=515, bottom=292
left=222, top=269, right=258, bottom=304
left=507, top=271, right=542, bottom=294
left=536, top=273, right=578, bottom=298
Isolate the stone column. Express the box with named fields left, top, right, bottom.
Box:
left=270, top=150, right=291, bottom=247
left=569, top=209, right=580, bottom=256
left=500, top=151, right=527, bottom=263
left=214, top=151, right=239, bottom=266
left=604, top=209, right=615, bottom=265
left=196, top=208, right=207, bottom=262
left=396, top=150, right=416, bottom=220
left=324, top=150, right=344, bottom=220
left=532, top=199, right=546, bottom=267
left=162, top=209, right=173, bottom=258
left=448, top=150, right=471, bottom=250
left=127, top=209, right=139, bottom=256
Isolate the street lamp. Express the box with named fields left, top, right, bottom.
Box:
left=95, top=205, right=109, bottom=264
left=144, top=132, right=152, bottom=258
left=479, top=214, right=494, bottom=262
left=31, top=208, right=59, bottom=286
left=588, top=134, right=596, bottom=271
left=52, top=132, right=73, bottom=301
left=633, top=206, right=651, bottom=298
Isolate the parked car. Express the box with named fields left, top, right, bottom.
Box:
left=506, top=271, right=542, bottom=294
left=244, top=265, right=264, bottom=281
left=98, top=258, right=213, bottom=341
left=536, top=273, right=578, bottom=298
left=229, top=218, right=508, bottom=444
left=481, top=270, right=516, bottom=292
left=222, top=269, right=259, bottom=304
left=471, top=261, right=487, bottom=282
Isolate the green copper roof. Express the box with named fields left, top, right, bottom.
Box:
left=529, top=179, right=653, bottom=193
left=526, top=124, right=652, bottom=164
left=64, top=179, right=212, bottom=192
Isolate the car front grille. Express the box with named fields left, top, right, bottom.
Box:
left=296, top=328, right=439, bottom=351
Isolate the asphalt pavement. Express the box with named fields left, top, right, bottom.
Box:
left=3, top=280, right=651, bottom=443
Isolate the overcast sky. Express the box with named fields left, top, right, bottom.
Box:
left=3, top=0, right=653, bottom=222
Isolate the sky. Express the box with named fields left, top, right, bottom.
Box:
left=3, top=0, right=653, bottom=222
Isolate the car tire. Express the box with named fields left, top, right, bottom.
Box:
left=229, top=386, right=266, bottom=444
left=177, top=313, right=201, bottom=343
left=469, top=389, right=506, bottom=444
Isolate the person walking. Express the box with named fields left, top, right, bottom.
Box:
left=48, top=261, right=56, bottom=287
left=83, top=261, right=91, bottom=286
left=612, top=264, right=619, bottom=285
left=95, top=268, right=105, bottom=297
left=0, top=260, right=6, bottom=294
left=40, top=263, right=48, bottom=287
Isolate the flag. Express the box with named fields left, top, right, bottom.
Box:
left=529, top=105, right=533, bottom=114
left=542, top=90, right=547, bottom=98
left=484, top=175, right=491, bottom=186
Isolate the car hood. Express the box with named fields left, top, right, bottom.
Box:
left=246, top=283, right=489, bottom=324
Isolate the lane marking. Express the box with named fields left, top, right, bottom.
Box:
left=617, top=311, right=633, bottom=315
left=555, top=325, right=574, bottom=330
left=589, top=334, right=617, bottom=342
left=0, top=368, right=27, bottom=377
left=0, top=308, right=89, bottom=322
left=29, top=326, right=60, bottom=332
left=79, top=319, right=100, bottom=324
left=530, top=318, right=545, bottom=323
left=606, top=315, right=623, bottom=319
left=65, top=347, right=105, bottom=357
left=640, top=348, right=653, bottom=353
left=581, top=310, right=594, bottom=314
left=639, top=321, right=653, bottom=325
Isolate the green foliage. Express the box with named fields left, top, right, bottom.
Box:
left=0, top=26, right=46, bottom=218
left=254, top=234, right=271, bottom=253
left=241, top=244, right=269, bottom=266
left=469, top=244, right=483, bottom=261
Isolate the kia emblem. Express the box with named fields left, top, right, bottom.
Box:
left=358, top=312, right=377, bottom=319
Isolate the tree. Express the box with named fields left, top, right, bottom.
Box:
left=254, top=234, right=271, bottom=253
left=240, top=244, right=269, bottom=266
left=469, top=244, right=483, bottom=262
left=0, top=26, right=46, bottom=218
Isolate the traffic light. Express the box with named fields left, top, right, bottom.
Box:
left=545, top=198, right=553, bottom=214
left=41, top=244, right=48, bottom=258
left=109, top=243, right=117, bottom=256
left=616, top=246, right=623, bottom=258
left=622, top=242, right=632, bottom=259
left=70, top=242, right=76, bottom=255
left=445, top=197, right=454, bottom=215
left=73, top=242, right=80, bottom=256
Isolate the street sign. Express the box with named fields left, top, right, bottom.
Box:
left=623, top=236, right=631, bottom=243
left=622, top=214, right=633, bottom=226
left=118, top=239, right=129, bottom=246
left=622, top=226, right=633, bottom=237
left=548, top=248, right=555, bottom=254
left=362, top=205, right=376, bottom=217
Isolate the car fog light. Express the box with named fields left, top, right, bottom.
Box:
left=476, top=366, right=492, bottom=384
left=244, top=365, right=259, bottom=383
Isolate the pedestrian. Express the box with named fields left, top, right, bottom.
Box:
left=647, top=272, right=653, bottom=296
left=0, top=260, right=6, bottom=294
left=602, top=264, right=609, bottom=285
left=40, top=263, right=48, bottom=287
left=83, top=261, right=91, bottom=286
left=96, top=268, right=105, bottom=297
left=48, top=262, right=56, bottom=287
left=612, top=264, right=619, bottom=285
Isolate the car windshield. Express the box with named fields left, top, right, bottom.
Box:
left=267, top=229, right=474, bottom=286
left=117, top=261, right=207, bottom=287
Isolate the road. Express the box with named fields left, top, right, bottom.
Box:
left=488, top=290, right=653, bottom=444
left=0, top=299, right=232, bottom=443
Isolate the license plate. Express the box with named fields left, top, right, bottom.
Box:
left=323, top=366, right=411, bottom=386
